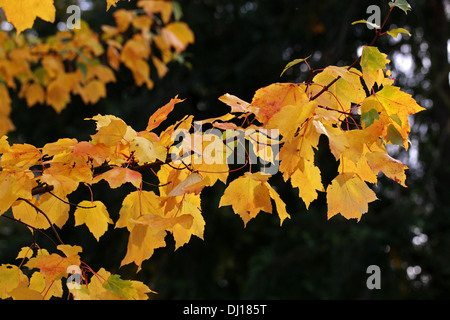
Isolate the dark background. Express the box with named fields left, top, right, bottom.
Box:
left=0, top=0, right=449, bottom=299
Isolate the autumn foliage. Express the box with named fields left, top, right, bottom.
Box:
left=0, top=0, right=424, bottom=299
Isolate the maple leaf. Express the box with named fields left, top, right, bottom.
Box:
left=360, top=46, right=388, bottom=90
left=266, top=101, right=317, bottom=142
left=290, top=158, right=324, bottom=209
left=0, top=85, right=14, bottom=136
left=326, top=173, right=378, bottom=221
left=71, top=268, right=153, bottom=300
left=116, top=190, right=163, bottom=230
left=162, top=22, right=195, bottom=53
left=250, top=83, right=309, bottom=124
left=36, top=193, right=70, bottom=229
left=0, top=171, right=34, bottom=216
left=0, top=0, right=56, bottom=35
left=0, top=264, right=29, bottom=299
left=57, top=244, right=83, bottom=258
left=312, top=66, right=365, bottom=112
left=168, top=195, right=205, bottom=249
left=74, top=200, right=113, bottom=241
left=89, top=116, right=128, bottom=147
left=146, top=96, right=184, bottom=131
left=130, top=136, right=167, bottom=164
left=16, top=247, right=34, bottom=261
left=219, top=172, right=290, bottom=226
left=106, top=0, right=120, bottom=11
left=12, top=199, right=50, bottom=230
left=366, top=151, right=408, bottom=187
left=42, top=163, right=92, bottom=196
left=121, top=223, right=167, bottom=270
left=218, top=93, right=251, bottom=113
left=138, top=0, right=173, bottom=23
left=120, top=34, right=153, bottom=89
left=93, top=167, right=142, bottom=189
left=25, top=253, right=80, bottom=284
left=0, top=143, right=41, bottom=170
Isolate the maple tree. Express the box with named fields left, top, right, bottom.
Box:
left=0, top=0, right=424, bottom=300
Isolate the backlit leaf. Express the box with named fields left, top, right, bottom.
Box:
left=326, top=173, right=378, bottom=221
left=74, top=200, right=113, bottom=241
left=0, top=0, right=56, bottom=35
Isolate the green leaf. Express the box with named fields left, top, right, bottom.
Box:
left=386, top=28, right=411, bottom=39
left=387, top=124, right=404, bottom=146
left=389, top=0, right=412, bottom=14
left=280, top=55, right=311, bottom=77
left=361, top=108, right=380, bottom=127
left=360, top=46, right=387, bottom=89
left=351, top=19, right=380, bottom=30
left=103, top=274, right=137, bottom=299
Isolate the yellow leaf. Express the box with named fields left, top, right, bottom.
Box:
left=168, top=195, right=205, bottom=249
left=75, top=80, right=107, bottom=105
left=250, top=83, right=310, bottom=124
left=313, top=120, right=349, bottom=159
left=57, top=244, right=82, bottom=258
left=0, top=0, right=56, bottom=35
left=16, top=247, right=34, bottom=260
left=91, top=118, right=128, bottom=147
left=366, top=151, right=408, bottom=187
left=120, top=224, right=167, bottom=271
left=166, top=173, right=203, bottom=197
left=22, top=83, right=45, bottom=107
left=138, top=0, right=173, bottom=23
left=116, top=190, right=163, bottom=230
left=106, top=0, right=120, bottom=11
left=10, top=286, right=43, bottom=300
left=162, top=22, right=195, bottom=53
left=0, top=172, right=33, bottom=216
left=0, top=264, right=29, bottom=299
left=12, top=200, right=50, bottom=230
left=130, top=136, right=167, bottom=164
left=266, top=101, right=317, bottom=142
left=0, top=143, right=41, bottom=170
left=290, top=159, right=324, bottom=209
left=266, top=183, right=290, bottom=226
left=42, top=163, right=92, bottom=196
left=219, top=172, right=289, bottom=226
left=326, top=173, right=378, bottom=221
left=37, top=192, right=70, bottom=229
left=218, top=93, right=251, bottom=113
left=0, top=84, right=14, bottom=135
left=74, top=200, right=113, bottom=241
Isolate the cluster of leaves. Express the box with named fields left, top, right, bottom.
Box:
left=0, top=1, right=424, bottom=299
left=0, top=0, right=194, bottom=135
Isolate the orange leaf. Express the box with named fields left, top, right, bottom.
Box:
left=25, top=253, right=80, bottom=283
left=93, top=167, right=142, bottom=189
left=146, top=96, right=184, bottom=131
